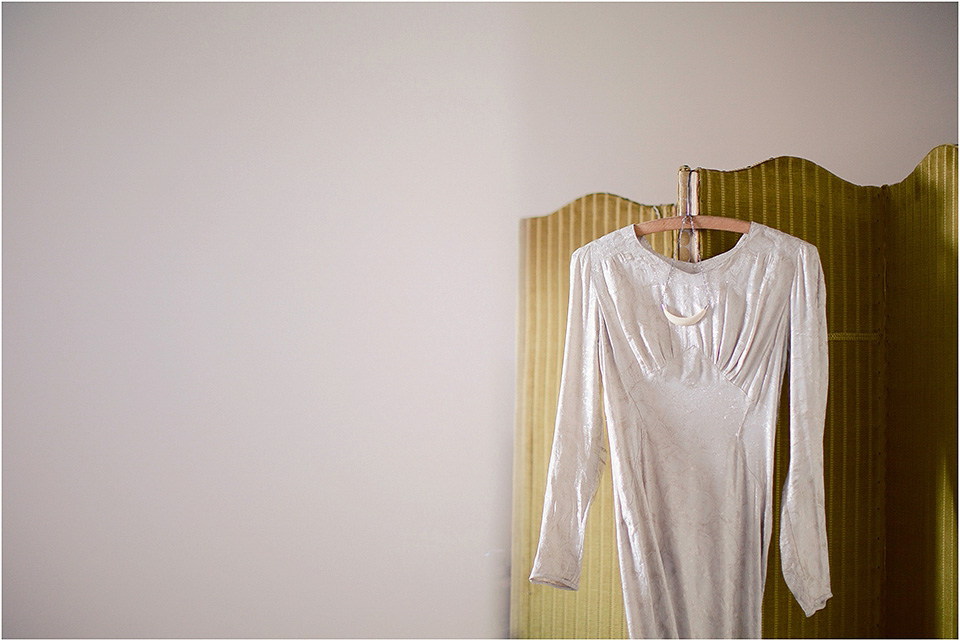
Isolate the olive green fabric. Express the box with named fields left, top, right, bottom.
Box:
left=883, top=144, right=958, bottom=638
left=511, top=146, right=957, bottom=638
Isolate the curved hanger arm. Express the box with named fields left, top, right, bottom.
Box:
left=634, top=215, right=751, bottom=237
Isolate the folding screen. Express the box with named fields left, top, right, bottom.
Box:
left=883, top=144, right=957, bottom=638
left=511, top=144, right=958, bottom=638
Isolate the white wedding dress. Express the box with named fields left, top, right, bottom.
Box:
left=529, top=223, right=832, bottom=638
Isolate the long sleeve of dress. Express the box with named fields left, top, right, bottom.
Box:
left=529, top=247, right=607, bottom=591
left=780, top=242, right=833, bottom=616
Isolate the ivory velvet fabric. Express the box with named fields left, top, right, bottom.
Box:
left=529, top=223, right=831, bottom=638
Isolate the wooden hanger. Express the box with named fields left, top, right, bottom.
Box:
left=633, top=166, right=751, bottom=237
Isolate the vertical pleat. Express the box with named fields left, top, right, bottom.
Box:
left=883, top=144, right=958, bottom=639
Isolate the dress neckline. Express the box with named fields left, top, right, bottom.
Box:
left=626, top=221, right=759, bottom=275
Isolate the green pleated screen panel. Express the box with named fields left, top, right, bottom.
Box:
left=884, top=145, right=958, bottom=638
left=511, top=145, right=958, bottom=638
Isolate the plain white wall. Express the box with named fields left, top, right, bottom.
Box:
left=3, top=3, right=956, bottom=638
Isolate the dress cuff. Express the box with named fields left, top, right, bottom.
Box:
left=529, top=572, right=579, bottom=591
left=800, top=590, right=833, bottom=617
